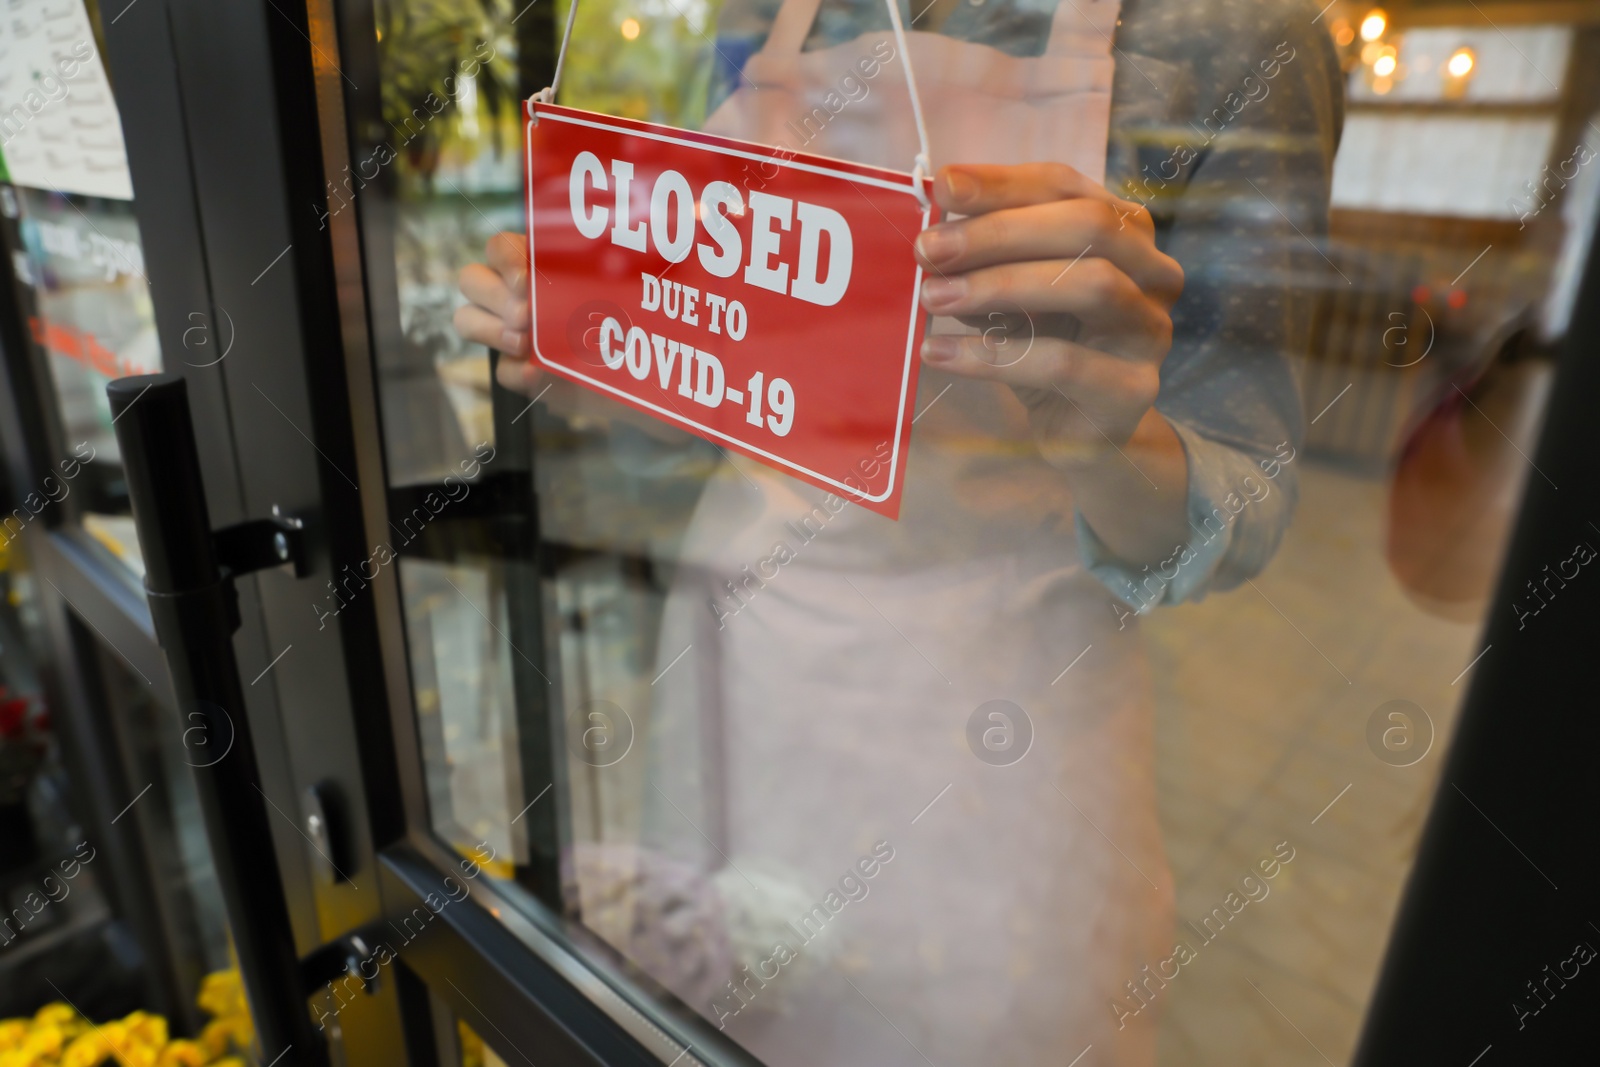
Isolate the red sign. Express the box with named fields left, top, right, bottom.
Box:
left=524, top=102, right=937, bottom=519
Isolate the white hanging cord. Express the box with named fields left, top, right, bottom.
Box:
left=883, top=0, right=932, bottom=209
left=534, top=0, right=933, bottom=211
left=532, top=0, right=582, bottom=114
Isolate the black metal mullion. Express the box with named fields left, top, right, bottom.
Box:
left=379, top=843, right=665, bottom=1067
left=487, top=352, right=569, bottom=913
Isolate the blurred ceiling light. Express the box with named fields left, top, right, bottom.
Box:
left=1372, top=75, right=1394, bottom=94
left=1373, top=53, right=1398, bottom=77
left=1447, top=46, right=1476, bottom=78
left=621, top=16, right=641, bottom=38
left=1334, top=22, right=1355, bottom=47
left=1360, top=8, right=1387, bottom=41
left=1361, top=41, right=1384, bottom=64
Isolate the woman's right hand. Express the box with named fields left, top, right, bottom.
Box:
left=455, top=232, right=543, bottom=395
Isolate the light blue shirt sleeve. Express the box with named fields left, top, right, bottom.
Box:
left=1076, top=422, right=1300, bottom=612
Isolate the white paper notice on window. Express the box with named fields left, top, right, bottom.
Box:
left=0, top=0, right=134, bottom=201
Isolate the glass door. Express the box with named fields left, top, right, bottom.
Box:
left=141, top=0, right=1600, bottom=1064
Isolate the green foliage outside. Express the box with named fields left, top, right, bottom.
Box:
left=377, top=0, right=521, bottom=192
left=553, top=0, right=722, bottom=129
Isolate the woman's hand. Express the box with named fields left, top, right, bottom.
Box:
left=455, top=232, right=543, bottom=395
left=915, top=163, right=1191, bottom=563
left=454, top=231, right=697, bottom=445
left=916, top=163, right=1183, bottom=460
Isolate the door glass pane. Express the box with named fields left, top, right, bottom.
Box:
left=90, top=645, right=259, bottom=1061
left=355, top=0, right=1596, bottom=1063
left=0, top=0, right=159, bottom=580
left=364, top=3, right=521, bottom=487
left=0, top=538, right=256, bottom=1060
left=0, top=539, right=138, bottom=1022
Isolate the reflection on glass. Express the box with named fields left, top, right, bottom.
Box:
left=0, top=530, right=125, bottom=1014
left=15, top=186, right=157, bottom=461
left=373, top=0, right=1596, bottom=1064
left=373, top=0, right=521, bottom=485
left=98, top=650, right=234, bottom=990
left=0, top=613, right=256, bottom=1052
left=406, top=558, right=527, bottom=865
left=0, top=0, right=159, bottom=577
left=552, top=0, right=716, bottom=127
left=13, top=186, right=156, bottom=578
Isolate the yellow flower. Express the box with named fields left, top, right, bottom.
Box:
left=0, top=1021, right=28, bottom=1053
left=94, top=1022, right=129, bottom=1063
left=196, top=1020, right=233, bottom=1060
left=32, top=1003, right=78, bottom=1028
left=19, top=1024, right=65, bottom=1060
left=121, top=1012, right=167, bottom=1050
left=61, top=1031, right=112, bottom=1067
left=24, top=967, right=258, bottom=1067
left=195, top=972, right=243, bottom=1020
left=154, top=1040, right=205, bottom=1067
left=112, top=1045, right=157, bottom=1067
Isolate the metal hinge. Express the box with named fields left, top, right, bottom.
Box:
left=214, top=506, right=308, bottom=579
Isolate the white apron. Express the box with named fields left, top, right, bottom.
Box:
left=616, top=2, right=1174, bottom=1064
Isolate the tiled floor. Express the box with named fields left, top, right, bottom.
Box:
left=1145, top=457, right=1498, bottom=1066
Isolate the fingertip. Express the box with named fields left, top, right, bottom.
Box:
left=937, top=166, right=978, bottom=210
left=494, top=353, right=539, bottom=392
left=914, top=224, right=964, bottom=268
left=486, top=231, right=531, bottom=274
left=920, top=335, right=959, bottom=365
left=498, top=328, right=528, bottom=356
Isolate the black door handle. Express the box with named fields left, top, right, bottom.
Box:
left=108, top=374, right=328, bottom=1067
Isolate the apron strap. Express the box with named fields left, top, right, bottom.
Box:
left=754, top=0, right=932, bottom=203
left=1046, top=0, right=1122, bottom=59
left=764, top=0, right=828, bottom=55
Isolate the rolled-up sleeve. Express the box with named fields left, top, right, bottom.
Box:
left=1081, top=1, right=1343, bottom=610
